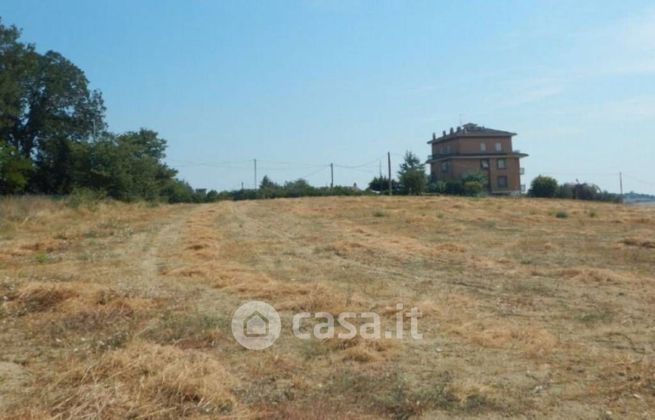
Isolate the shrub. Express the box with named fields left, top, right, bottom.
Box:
left=555, top=210, right=569, bottom=219
left=574, top=183, right=599, bottom=200
left=461, top=171, right=488, bottom=185
left=368, top=176, right=399, bottom=193
left=555, top=183, right=575, bottom=199
left=529, top=176, right=558, bottom=198
left=34, top=252, right=50, bottom=264
left=206, top=190, right=219, bottom=202
left=463, top=181, right=483, bottom=196
left=427, top=180, right=447, bottom=194
left=592, top=189, right=621, bottom=203
left=555, top=181, right=620, bottom=203
left=445, top=181, right=464, bottom=195
left=160, top=179, right=195, bottom=203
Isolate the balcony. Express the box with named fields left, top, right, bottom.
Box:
left=428, top=151, right=528, bottom=161
left=520, top=167, right=525, bottom=175
left=427, top=153, right=455, bottom=161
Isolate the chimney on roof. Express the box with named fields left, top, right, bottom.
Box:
left=449, top=127, right=454, bottom=134
left=442, top=130, right=446, bottom=136
left=432, top=132, right=436, bottom=141
left=456, top=126, right=461, bottom=133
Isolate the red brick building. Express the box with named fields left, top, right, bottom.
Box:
left=427, top=123, right=528, bottom=194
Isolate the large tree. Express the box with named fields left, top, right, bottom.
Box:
left=0, top=19, right=105, bottom=193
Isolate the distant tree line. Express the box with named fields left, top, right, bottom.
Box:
left=199, top=177, right=368, bottom=202
left=528, top=175, right=621, bottom=202
left=365, top=154, right=623, bottom=203
left=0, top=19, right=625, bottom=206
left=0, top=20, right=446, bottom=204
left=0, top=19, right=194, bottom=202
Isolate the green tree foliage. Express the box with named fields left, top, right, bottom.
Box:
left=556, top=183, right=575, bottom=199
left=259, top=175, right=277, bottom=189
left=258, top=175, right=281, bottom=198
left=530, top=177, right=620, bottom=203
left=160, top=178, right=195, bottom=203
left=461, top=171, right=488, bottom=186
left=462, top=181, right=483, bottom=196
left=460, top=171, right=487, bottom=196
left=528, top=175, right=558, bottom=198
left=427, top=180, right=446, bottom=194
left=84, top=130, right=177, bottom=201
left=397, top=151, right=427, bottom=195
left=0, top=139, right=32, bottom=193
left=206, top=190, right=219, bottom=202
left=0, top=19, right=106, bottom=193
left=0, top=21, right=37, bottom=144
left=427, top=171, right=487, bottom=197
left=573, top=183, right=600, bottom=200
left=368, top=175, right=399, bottom=193
left=283, top=179, right=315, bottom=197
left=445, top=180, right=464, bottom=195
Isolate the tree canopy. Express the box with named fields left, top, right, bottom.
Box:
left=397, top=151, right=427, bottom=195
left=0, top=139, right=32, bottom=193
left=0, top=19, right=188, bottom=202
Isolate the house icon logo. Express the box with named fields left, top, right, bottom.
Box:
left=231, top=301, right=281, bottom=350
left=244, top=311, right=269, bottom=338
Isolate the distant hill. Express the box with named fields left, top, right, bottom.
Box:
left=624, top=191, right=655, bottom=204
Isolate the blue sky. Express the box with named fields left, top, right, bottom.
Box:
left=2, top=0, right=654, bottom=193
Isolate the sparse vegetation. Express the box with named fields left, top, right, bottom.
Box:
left=0, top=195, right=653, bottom=417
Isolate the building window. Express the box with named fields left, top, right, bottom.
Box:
left=495, top=142, right=502, bottom=152
left=480, top=159, right=490, bottom=170
left=497, top=176, right=508, bottom=188
left=441, top=162, right=449, bottom=173
left=480, top=143, right=486, bottom=152
left=445, top=145, right=451, bottom=154
left=497, top=158, right=506, bottom=169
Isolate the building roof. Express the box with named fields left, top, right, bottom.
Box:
left=428, top=123, right=516, bottom=144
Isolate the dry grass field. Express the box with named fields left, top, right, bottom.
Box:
left=0, top=195, right=653, bottom=419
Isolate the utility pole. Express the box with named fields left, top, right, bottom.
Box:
left=253, top=159, right=257, bottom=190
left=387, top=152, right=392, bottom=196
left=619, top=172, right=624, bottom=200
left=379, top=160, right=382, bottom=178
left=330, top=163, right=334, bottom=189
